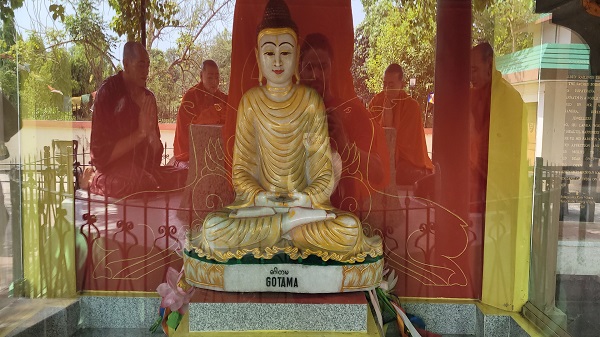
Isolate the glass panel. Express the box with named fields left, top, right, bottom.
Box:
left=4, top=0, right=576, bottom=335
left=0, top=12, right=23, bottom=302
left=527, top=13, right=600, bottom=336
left=5, top=0, right=484, bottom=300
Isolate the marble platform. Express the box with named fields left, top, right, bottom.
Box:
left=2, top=295, right=544, bottom=336
left=187, top=288, right=370, bottom=333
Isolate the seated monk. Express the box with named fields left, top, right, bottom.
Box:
left=171, top=60, right=228, bottom=169
left=188, top=0, right=383, bottom=264
left=90, top=41, right=186, bottom=198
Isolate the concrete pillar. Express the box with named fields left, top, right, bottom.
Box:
left=432, top=0, right=478, bottom=298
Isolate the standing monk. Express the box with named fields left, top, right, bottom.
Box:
left=368, top=64, right=433, bottom=186
left=90, top=41, right=185, bottom=198
left=172, top=60, right=228, bottom=168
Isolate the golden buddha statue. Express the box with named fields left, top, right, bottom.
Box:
left=186, top=0, right=382, bottom=273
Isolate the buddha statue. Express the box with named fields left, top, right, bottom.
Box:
left=184, top=0, right=383, bottom=293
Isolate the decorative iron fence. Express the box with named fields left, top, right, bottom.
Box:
left=19, top=135, right=472, bottom=297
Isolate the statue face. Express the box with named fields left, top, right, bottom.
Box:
left=258, top=32, right=297, bottom=87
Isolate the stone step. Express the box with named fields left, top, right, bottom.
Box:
left=0, top=295, right=540, bottom=336
left=0, top=298, right=79, bottom=337
left=187, top=288, right=372, bottom=333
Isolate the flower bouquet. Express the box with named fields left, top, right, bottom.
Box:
left=150, top=267, right=195, bottom=335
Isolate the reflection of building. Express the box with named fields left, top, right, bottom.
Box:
left=498, top=11, right=600, bottom=335
left=497, top=14, right=600, bottom=209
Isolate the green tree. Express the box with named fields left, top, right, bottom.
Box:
left=0, top=0, right=24, bottom=22
left=149, top=28, right=232, bottom=122
left=108, top=0, right=179, bottom=46
left=167, top=0, right=233, bottom=70
left=354, top=0, right=436, bottom=112
left=0, top=0, right=23, bottom=103
left=63, top=0, right=117, bottom=91
left=18, top=34, right=72, bottom=120
left=353, top=0, right=536, bottom=114
left=472, top=0, right=536, bottom=55
left=352, top=22, right=372, bottom=102
left=147, top=48, right=179, bottom=121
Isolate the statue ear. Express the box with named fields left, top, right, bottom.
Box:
left=255, top=48, right=263, bottom=86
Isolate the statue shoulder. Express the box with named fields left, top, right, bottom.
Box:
left=293, top=85, right=325, bottom=107
left=238, top=86, right=263, bottom=105
left=296, top=84, right=318, bottom=97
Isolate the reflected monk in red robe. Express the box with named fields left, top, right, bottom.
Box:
left=90, top=41, right=186, bottom=198
left=222, top=0, right=390, bottom=214
left=368, top=64, right=433, bottom=186
left=171, top=60, right=228, bottom=169
left=299, top=32, right=389, bottom=210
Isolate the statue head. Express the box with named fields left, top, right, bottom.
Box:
left=256, top=0, right=300, bottom=88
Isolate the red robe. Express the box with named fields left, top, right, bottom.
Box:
left=470, top=83, right=491, bottom=213
left=368, top=90, right=433, bottom=185
left=173, top=83, right=228, bottom=162
left=90, top=72, right=185, bottom=198
left=325, top=96, right=390, bottom=210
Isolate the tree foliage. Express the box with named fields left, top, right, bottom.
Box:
left=166, top=0, right=233, bottom=71
left=0, top=0, right=24, bottom=22
left=146, top=28, right=232, bottom=122
left=353, top=0, right=536, bottom=119
left=0, top=0, right=22, bottom=103
left=27, top=0, right=234, bottom=120
left=472, top=0, right=536, bottom=55
left=18, top=34, right=72, bottom=120
left=108, top=0, right=179, bottom=45
left=63, top=0, right=117, bottom=91
left=354, top=0, right=436, bottom=111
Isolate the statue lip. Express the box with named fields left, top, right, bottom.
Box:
left=273, top=70, right=284, bottom=74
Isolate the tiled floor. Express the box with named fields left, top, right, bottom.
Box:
left=72, top=328, right=156, bottom=337
left=72, top=330, right=474, bottom=337
left=556, top=203, right=600, bottom=336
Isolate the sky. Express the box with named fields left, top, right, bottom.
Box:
left=14, top=0, right=366, bottom=63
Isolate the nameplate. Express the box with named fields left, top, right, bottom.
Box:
left=223, top=264, right=344, bottom=293
left=183, top=253, right=383, bottom=293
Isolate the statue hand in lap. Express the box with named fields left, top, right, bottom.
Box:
left=188, top=0, right=382, bottom=263
left=254, top=191, right=311, bottom=208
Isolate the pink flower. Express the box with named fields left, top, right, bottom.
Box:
left=157, top=267, right=194, bottom=313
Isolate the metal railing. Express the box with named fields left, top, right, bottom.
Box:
left=17, top=138, right=461, bottom=297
